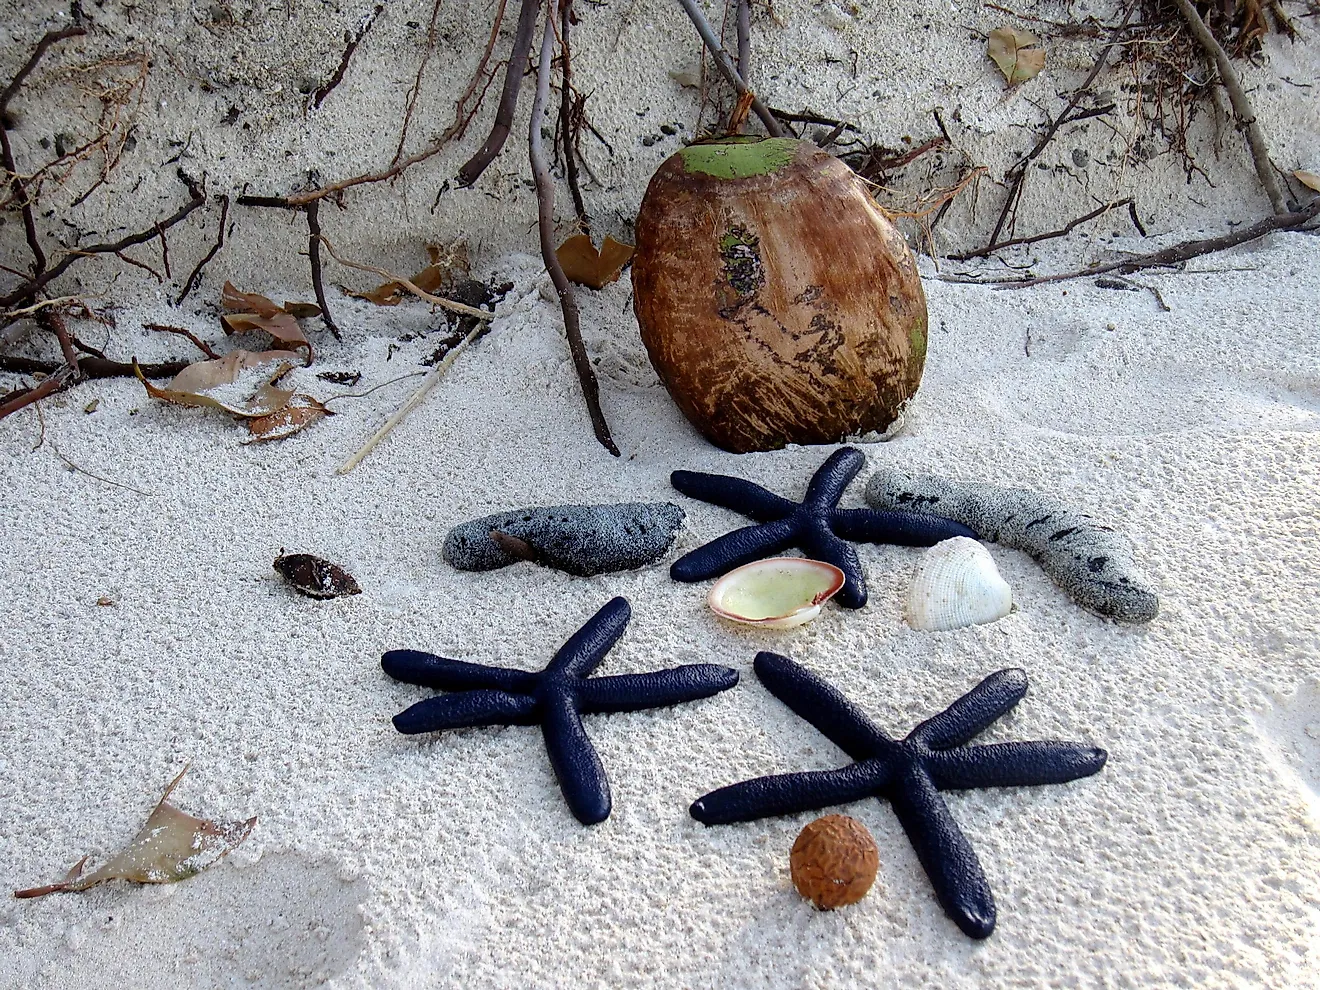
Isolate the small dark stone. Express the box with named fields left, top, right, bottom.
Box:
left=660, top=124, right=678, bottom=135
left=642, top=135, right=658, bottom=147
left=1071, top=148, right=1090, bottom=168
left=274, top=553, right=361, bottom=599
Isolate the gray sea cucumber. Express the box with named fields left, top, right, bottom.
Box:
left=443, top=502, right=685, bottom=576
left=865, top=469, right=1159, bottom=623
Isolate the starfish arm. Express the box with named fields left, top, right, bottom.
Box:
left=382, top=650, right=539, bottom=693
left=541, top=691, right=612, bottom=825
left=889, top=764, right=997, bottom=940
left=669, top=517, right=799, bottom=582
left=577, top=665, right=739, bottom=713
left=910, top=668, right=1030, bottom=750
left=926, top=742, right=1108, bottom=789
left=690, top=763, right=887, bottom=825
left=391, top=690, right=538, bottom=734
left=800, top=527, right=869, bottom=609
left=754, top=652, right=896, bottom=761
left=802, top=446, right=865, bottom=507
left=832, top=507, right=977, bottom=546
left=545, top=596, right=631, bottom=679
left=670, top=470, right=795, bottom=521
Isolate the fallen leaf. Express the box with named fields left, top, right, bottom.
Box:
left=1295, top=170, right=1320, bottom=192
left=556, top=234, right=636, bottom=290
left=988, top=26, right=1045, bottom=85
left=273, top=552, right=361, bottom=598
left=220, top=282, right=316, bottom=364
left=96, top=595, right=115, bottom=607
left=281, top=301, right=323, bottom=319
left=83, top=399, right=100, bottom=414
left=221, top=282, right=283, bottom=318
left=347, top=242, right=470, bottom=306
left=14, top=768, right=255, bottom=898
left=245, top=394, right=333, bottom=442
left=134, top=351, right=297, bottom=418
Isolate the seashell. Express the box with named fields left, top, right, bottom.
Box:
left=707, top=558, right=845, bottom=629
left=906, top=537, right=1012, bottom=632
left=790, top=814, right=880, bottom=910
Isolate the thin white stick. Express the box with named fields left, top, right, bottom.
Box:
left=316, top=235, right=495, bottom=320
left=335, top=322, right=484, bottom=475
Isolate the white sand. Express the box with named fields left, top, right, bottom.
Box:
left=2, top=230, right=1319, bottom=987
left=3, top=0, right=1320, bottom=986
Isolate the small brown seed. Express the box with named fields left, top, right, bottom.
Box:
left=789, top=814, right=879, bottom=910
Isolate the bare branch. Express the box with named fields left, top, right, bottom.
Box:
left=457, top=0, right=542, bottom=186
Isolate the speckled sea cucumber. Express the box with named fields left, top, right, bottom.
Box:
left=442, top=502, right=685, bottom=576
left=865, top=469, right=1159, bottom=623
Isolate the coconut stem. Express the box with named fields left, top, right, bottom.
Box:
left=529, top=0, right=621, bottom=457
left=675, top=0, right=783, bottom=137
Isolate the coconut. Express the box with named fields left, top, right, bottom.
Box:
left=631, top=136, right=927, bottom=454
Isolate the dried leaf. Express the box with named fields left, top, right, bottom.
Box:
left=281, top=301, right=323, bottom=319
left=14, top=768, right=255, bottom=898
left=556, top=234, right=636, bottom=290
left=1295, top=170, right=1320, bottom=193
left=134, top=351, right=297, bottom=418
left=273, top=552, right=361, bottom=598
left=988, top=27, right=1045, bottom=85
left=221, top=282, right=283, bottom=318
left=245, top=394, right=333, bottom=442
left=348, top=242, right=470, bottom=306
left=221, top=311, right=312, bottom=364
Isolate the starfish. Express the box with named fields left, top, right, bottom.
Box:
left=382, top=596, right=738, bottom=826
left=669, top=446, right=975, bottom=608
left=689, top=653, right=1107, bottom=938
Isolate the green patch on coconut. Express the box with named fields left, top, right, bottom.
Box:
left=679, top=137, right=799, bottom=179
left=909, top=317, right=928, bottom=361
left=719, top=225, right=764, bottom=296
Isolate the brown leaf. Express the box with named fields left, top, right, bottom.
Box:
left=273, top=552, right=361, bottom=598
left=221, top=281, right=283, bottom=318
left=134, top=351, right=297, bottom=418
left=221, top=311, right=312, bottom=364
left=1295, top=170, right=1320, bottom=193
left=245, top=394, right=333, bottom=442
left=556, top=234, right=636, bottom=290
left=281, top=301, right=323, bottom=319
left=988, top=26, right=1045, bottom=85
left=349, top=241, right=470, bottom=306
left=14, top=768, right=256, bottom=898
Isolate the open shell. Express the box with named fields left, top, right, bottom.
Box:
left=906, top=537, right=1012, bottom=632
left=708, top=558, right=846, bottom=628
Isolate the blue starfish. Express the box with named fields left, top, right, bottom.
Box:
left=383, top=596, right=738, bottom=825
left=670, top=446, right=975, bottom=608
left=690, top=653, right=1107, bottom=938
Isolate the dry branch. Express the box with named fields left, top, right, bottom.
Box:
left=458, top=0, right=542, bottom=186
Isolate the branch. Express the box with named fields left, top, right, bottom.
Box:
left=1174, top=0, right=1288, bottom=214
left=948, top=198, right=1134, bottom=261
left=735, top=0, right=751, bottom=79
left=457, top=0, right=542, bottom=187
left=304, top=201, right=342, bottom=339
left=0, top=354, right=191, bottom=378
left=0, top=366, right=70, bottom=421
left=175, top=194, right=229, bottom=305
left=529, top=0, right=619, bottom=456
left=674, top=0, right=784, bottom=137
left=559, top=0, right=589, bottom=233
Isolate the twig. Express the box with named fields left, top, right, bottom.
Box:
left=1174, top=0, right=1287, bottom=214
left=322, top=370, right=426, bottom=405
left=311, top=2, right=386, bottom=110
left=0, top=354, right=191, bottom=379
left=529, top=0, right=619, bottom=457
left=392, top=0, right=444, bottom=167
left=735, top=0, right=751, bottom=79
left=985, top=10, right=1133, bottom=252
left=675, top=0, right=784, bottom=137
left=947, top=200, right=1320, bottom=288
left=39, top=309, right=80, bottom=376
left=176, top=194, right=229, bottom=305
left=316, top=236, right=494, bottom=319
left=0, top=170, right=206, bottom=309
left=143, top=322, right=218, bottom=359
left=559, top=0, right=589, bottom=234
left=336, top=323, right=484, bottom=474
left=0, top=367, right=71, bottom=421
left=0, top=296, right=85, bottom=320
left=457, top=0, right=542, bottom=187
left=304, top=202, right=342, bottom=339
left=949, top=198, right=1134, bottom=260
left=49, top=436, right=155, bottom=497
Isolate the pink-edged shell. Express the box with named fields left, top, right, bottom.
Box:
left=707, top=558, right=846, bottom=628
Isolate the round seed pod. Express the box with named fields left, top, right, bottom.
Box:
left=789, top=813, right=880, bottom=910
left=632, top=137, right=927, bottom=453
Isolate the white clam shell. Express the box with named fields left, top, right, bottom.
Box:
left=906, top=537, right=1013, bottom=632
left=708, top=558, right=846, bottom=629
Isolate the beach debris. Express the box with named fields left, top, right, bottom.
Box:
left=1295, top=170, right=1320, bottom=193
left=670, top=447, right=975, bottom=610
left=245, top=393, right=333, bottom=442
left=555, top=234, right=635, bottom=290
left=790, top=814, right=880, bottom=910
left=220, top=282, right=315, bottom=364
left=906, top=537, right=1013, bottom=632
left=133, top=351, right=297, bottom=418
left=632, top=137, right=927, bottom=452
left=317, top=370, right=363, bottom=386
left=866, top=469, right=1159, bottom=623
left=443, top=502, right=685, bottom=576
left=691, top=656, right=1107, bottom=939
left=346, top=241, right=470, bottom=306
left=273, top=552, right=361, bottom=598
left=383, top=597, right=738, bottom=825
left=987, top=26, right=1045, bottom=85
left=14, top=768, right=256, bottom=899
left=708, top=558, right=845, bottom=629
